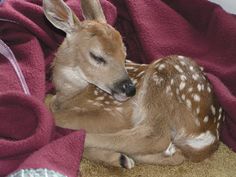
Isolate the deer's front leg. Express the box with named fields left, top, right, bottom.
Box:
left=85, top=125, right=171, bottom=155
left=51, top=109, right=131, bottom=133
left=84, top=148, right=135, bottom=169
left=132, top=149, right=185, bottom=165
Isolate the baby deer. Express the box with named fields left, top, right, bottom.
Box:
left=44, top=0, right=223, bottom=169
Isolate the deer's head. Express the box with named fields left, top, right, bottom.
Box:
left=43, top=0, right=136, bottom=101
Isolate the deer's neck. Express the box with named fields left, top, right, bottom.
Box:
left=55, top=64, right=89, bottom=95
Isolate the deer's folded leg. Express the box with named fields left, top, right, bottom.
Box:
left=84, top=148, right=135, bottom=169
left=132, top=147, right=185, bottom=165
left=85, top=125, right=171, bottom=155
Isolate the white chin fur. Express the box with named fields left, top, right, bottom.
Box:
left=113, top=93, right=129, bottom=102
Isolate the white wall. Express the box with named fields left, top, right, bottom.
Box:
left=209, top=0, right=236, bottom=14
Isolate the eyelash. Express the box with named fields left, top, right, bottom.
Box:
left=90, top=52, right=106, bottom=64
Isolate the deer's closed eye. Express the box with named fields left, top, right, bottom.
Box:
left=90, top=52, right=106, bottom=64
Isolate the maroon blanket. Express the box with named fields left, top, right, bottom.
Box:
left=0, top=0, right=115, bottom=176
left=0, top=0, right=236, bottom=176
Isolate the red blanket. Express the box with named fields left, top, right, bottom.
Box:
left=0, top=0, right=115, bottom=176
left=0, top=0, right=236, bottom=176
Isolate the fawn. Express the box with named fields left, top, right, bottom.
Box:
left=44, top=0, right=223, bottom=169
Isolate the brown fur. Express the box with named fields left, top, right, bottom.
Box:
left=43, top=0, right=223, bottom=169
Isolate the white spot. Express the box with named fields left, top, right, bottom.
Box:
left=174, top=65, right=183, bottom=73
left=197, top=84, right=202, bottom=92
left=116, top=107, right=123, bottom=112
left=153, top=71, right=157, bottom=76
left=105, top=101, right=110, bottom=105
left=207, top=86, right=211, bottom=93
left=192, top=73, right=199, bottom=80
left=201, top=84, right=205, bottom=91
left=188, top=87, right=193, bottom=92
left=171, top=79, right=174, bottom=85
left=185, top=131, right=216, bottom=149
left=218, top=108, right=223, bottom=120
left=158, top=64, right=166, bottom=71
left=94, top=90, right=99, bottom=95
left=181, top=94, right=186, bottom=100
left=131, top=78, right=138, bottom=85
left=166, top=86, right=171, bottom=94
left=218, top=113, right=222, bottom=120
left=104, top=108, right=112, bottom=112
left=193, top=94, right=201, bottom=102
left=219, top=107, right=223, bottom=113
left=92, top=102, right=102, bottom=107
left=87, top=100, right=94, bottom=103
left=137, top=71, right=145, bottom=77
left=113, top=100, right=122, bottom=105
left=141, top=63, right=148, bottom=66
left=195, top=119, right=201, bottom=126
left=180, top=75, right=187, bottom=81
left=203, top=116, right=209, bottom=123
left=153, top=75, right=164, bottom=85
left=189, top=66, right=194, bottom=71
left=126, top=66, right=135, bottom=70
left=211, top=105, right=216, bottom=115
left=196, top=107, right=200, bottom=114
left=179, top=82, right=186, bottom=90
left=202, top=75, right=207, bottom=80
left=217, top=122, right=220, bottom=129
left=96, top=96, right=105, bottom=101
left=71, top=106, right=87, bottom=112
left=200, top=67, right=204, bottom=71
left=178, top=55, right=185, bottom=59
left=186, top=99, right=192, bottom=109
left=164, top=142, right=176, bottom=156
left=180, top=61, right=186, bottom=66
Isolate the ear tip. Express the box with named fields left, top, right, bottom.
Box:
left=42, top=0, right=51, bottom=11
left=42, top=0, right=81, bottom=34
left=80, top=0, right=107, bottom=23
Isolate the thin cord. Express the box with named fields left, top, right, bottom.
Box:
left=0, top=39, right=31, bottom=95
left=0, top=0, right=4, bottom=6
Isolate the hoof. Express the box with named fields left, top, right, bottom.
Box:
left=119, top=154, right=135, bottom=169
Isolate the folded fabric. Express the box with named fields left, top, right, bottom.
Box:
left=109, top=0, right=236, bottom=151
left=0, top=92, right=54, bottom=175
left=0, top=0, right=116, bottom=176
left=8, top=131, right=85, bottom=177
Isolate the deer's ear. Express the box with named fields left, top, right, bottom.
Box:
left=81, top=0, right=107, bottom=23
left=43, top=0, right=81, bottom=34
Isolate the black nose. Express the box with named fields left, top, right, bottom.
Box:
left=119, top=79, right=136, bottom=97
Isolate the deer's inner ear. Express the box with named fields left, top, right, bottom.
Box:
left=43, top=0, right=81, bottom=34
